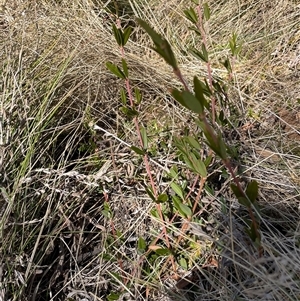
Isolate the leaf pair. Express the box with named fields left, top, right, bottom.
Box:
left=172, top=76, right=208, bottom=114
left=229, top=32, right=243, bottom=57
left=170, top=182, right=192, bottom=218
left=106, top=59, right=128, bottom=79
left=190, top=44, right=209, bottom=63
left=184, top=3, right=210, bottom=24
left=195, top=118, right=228, bottom=160
left=112, top=24, right=132, bottom=47
left=231, top=180, right=259, bottom=208
left=173, top=136, right=207, bottom=177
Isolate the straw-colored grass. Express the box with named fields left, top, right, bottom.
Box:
left=0, top=0, right=299, bottom=300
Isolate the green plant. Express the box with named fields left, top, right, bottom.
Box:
left=104, top=3, right=265, bottom=297
left=137, top=2, right=262, bottom=255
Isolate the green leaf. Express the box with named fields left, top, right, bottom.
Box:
left=218, top=110, right=227, bottom=125
left=122, top=58, right=128, bottom=78
left=253, top=239, right=261, bottom=250
left=103, top=201, right=111, bottom=211
left=252, top=200, right=261, bottom=218
left=245, top=227, right=255, bottom=242
left=136, top=18, right=164, bottom=46
left=222, top=57, right=232, bottom=73
left=211, top=78, right=223, bottom=93
left=102, top=202, right=112, bottom=218
left=180, top=204, right=193, bottom=218
left=101, top=209, right=111, bottom=218
left=116, top=230, right=123, bottom=238
left=203, top=3, right=211, bottom=21
left=179, top=257, right=188, bottom=270
left=134, top=87, right=142, bottom=104
left=203, top=78, right=213, bottom=97
left=157, top=193, right=168, bottom=203
left=190, top=47, right=208, bottom=63
left=172, top=89, right=204, bottom=113
left=119, top=107, right=139, bottom=117
left=155, top=39, right=178, bottom=69
left=229, top=32, right=242, bottom=57
left=173, top=136, right=188, bottom=156
left=102, top=253, right=114, bottom=261
left=150, top=208, right=160, bottom=218
left=140, top=126, right=148, bottom=150
left=182, top=180, right=188, bottom=190
left=230, top=183, right=244, bottom=198
left=168, top=166, right=178, bottom=179
left=200, top=125, right=227, bottom=160
left=205, top=184, right=214, bottom=195
left=146, top=186, right=156, bottom=202
left=138, top=236, right=147, bottom=253
left=106, top=62, right=126, bottom=79
left=154, top=248, right=172, bottom=256
left=183, top=8, right=198, bottom=24
left=237, top=196, right=251, bottom=207
left=189, top=153, right=207, bottom=177
left=110, top=272, right=122, bottom=282
left=204, top=155, right=212, bottom=166
left=229, top=33, right=237, bottom=54
left=131, top=146, right=146, bottom=155
left=123, top=26, right=133, bottom=45
left=245, top=222, right=260, bottom=243
left=172, top=195, right=192, bottom=218
left=193, top=76, right=209, bottom=108
left=230, top=184, right=251, bottom=208
left=246, top=180, right=259, bottom=203
left=112, top=24, right=123, bottom=46
left=188, top=25, right=201, bottom=36
left=120, top=88, right=127, bottom=105
left=201, top=43, right=209, bottom=62
left=182, top=154, right=194, bottom=171
left=170, top=182, right=184, bottom=200
left=196, top=120, right=221, bottom=156
left=186, top=136, right=201, bottom=150
left=216, top=134, right=228, bottom=160
left=179, top=202, right=192, bottom=218
left=107, top=292, right=122, bottom=301
left=136, top=18, right=178, bottom=69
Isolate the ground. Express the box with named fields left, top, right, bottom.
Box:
left=0, top=0, right=299, bottom=300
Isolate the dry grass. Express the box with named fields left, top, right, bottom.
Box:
left=0, top=0, right=299, bottom=300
